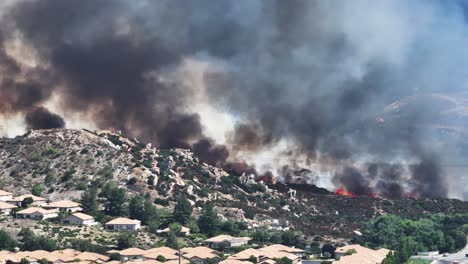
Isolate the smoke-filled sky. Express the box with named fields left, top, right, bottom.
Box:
left=1, top=0, right=468, bottom=199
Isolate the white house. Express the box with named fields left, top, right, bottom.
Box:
left=205, top=235, right=251, bottom=248
left=63, top=212, right=97, bottom=226
left=43, top=200, right=82, bottom=212
left=0, top=190, right=13, bottom=202
left=16, top=207, right=58, bottom=220
left=157, top=226, right=191, bottom=236
left=0, top=201, right=17, bottom=215
left=105, top=217, right=141, bottom=231
left=7, top=194, right=47, bottom=207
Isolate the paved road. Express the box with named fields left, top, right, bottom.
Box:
left=431, top=240, right=468, bottom=264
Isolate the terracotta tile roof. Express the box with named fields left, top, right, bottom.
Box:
left=144, top=247, right=179, bottom=260
left=8, top=194, right=46, bottom=202
left=68, top=212, right=94, bottom=221
left=117, top=247, right=147, bottom=256
left=145, top=246, right=178, bottom=255
left=43, top=200, right=81, bottom=208
left=228, top=248, right=263, bottom=260
left=17, top=250, right=51, bottom=260
left=205, top=235, right=251, bottom=243
left=0, top=201, right=16, bottom=210
left=257, top=250, right=298, bottom=261
left=0, top=252, right=23, bottom=263
left=16, top=207, right=58, bottom=215
left=106, top=217, right=141, bottom=225
left=181, top=247, right=219, bottom=260
left=165, top=259, right=190, bottom=264
left=220, top=259, right=254, bottom=264
left=258, top=259, right=276, bottom=264
left=128, top=260, right=163, bottom=264
left=333, top=245, right=390, bottom=264
left=259, top=244, right=304, bottom=254
left=0, top=190, right=12, bottom=196
left=75, top=252, right=110, bottom=262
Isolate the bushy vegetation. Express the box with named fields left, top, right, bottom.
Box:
left=361, top=214, right=468, bottom=263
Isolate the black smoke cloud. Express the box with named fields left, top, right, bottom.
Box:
left=25, top=106, right=65, bottom=130
left=0, top=0, right=467, bottom=198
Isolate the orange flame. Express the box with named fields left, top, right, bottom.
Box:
left=336, top=187, right=377, bottom=198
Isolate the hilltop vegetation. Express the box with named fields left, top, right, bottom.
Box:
left=0, top=128, right=467, bottom=242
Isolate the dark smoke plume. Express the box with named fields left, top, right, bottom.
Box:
left=25, top=106, right=65, bottom=130
left=0, top=0, right=467, bottom=199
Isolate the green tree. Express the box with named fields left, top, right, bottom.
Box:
left=31, top=184, right=43, bottom=196
left=104, top=186, right=127, bottom=216
left=197, top=202, right=221, bottom=236
left=19, top=228, right=57, bottom=251
left=21, top=197, right=34, bottom=208
left=80, top=188, right=98, bottom=213
left=142, top=199, right=159, bottom=225
left=129, top=195, right=145, bottom=220
left=281, top=230, right=305, bottom=248
left=117, top=232, right=136, bottom=249
left=252, top=228, right=270, bottom=244
left=173, top=195, right=192, bottom=225
left=165, top=232, right=180, bottom=249
left=0, top=230, right=17, bottom=250
left=275, top=257, right=292, bottom=264
left=248, top=256, right=258, bottom=264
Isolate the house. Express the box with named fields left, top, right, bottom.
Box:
left=220, top=260, right=253, bottom=264
left=333, top=244, right=390, bottom=264
left=229, top=246, right=301, bottom=264
left=144, top=247, right=179, bottom=261
left=260, top=244, right=305, bottom=258
left=74, top=252, right=110, bottom=263
left=205, top=235, right=251, bottom=248
left=0, top=201, right=16, bottom=215
left=105, top=217, right=141, bottom=231
left=228, top=248, right=263, bottom=261
left=157, top=226, right=191, bottom=236
left=7, top=194, right=46, bottom=207
left=16, top=207, right=58, bottom=220
left=0, top=190, right=13, bottom=202
left=113, top=248, right=147, bottom=261
left=63, top=212, right=97, bottom=226
left=42, top=200, right=82, bottom=212
left=180, top=247, right=220, bottom=264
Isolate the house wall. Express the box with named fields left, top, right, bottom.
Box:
left=64, top=216, right=96, bottom=226
left=0, top=208, right=12, bottom=215
left=18, top=212, right=57, bottom=220
left=106, top=224, right=139, bottom=231
left=230, top=241, right=249, bottom=247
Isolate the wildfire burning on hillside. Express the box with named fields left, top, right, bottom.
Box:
left=336, top=187, right=376, bottom=198
left=0, top=0, right=467, bottom=199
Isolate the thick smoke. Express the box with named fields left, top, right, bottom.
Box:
left=25, top=106, right=65, bottom=130
left=0, top=0, right=467, bottom=198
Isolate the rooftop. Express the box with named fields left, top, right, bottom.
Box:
left=0, top=190, right=12, bottom=196
left=117, top=248, right=147, bottom=256
left=16, top=207, right=58, bottom=215
left=67, top=212, right=94, bottom=221
left=205, top=235, right=251, bottom=243
left=0, top=201, right=17, bottom=210
left=105, top=217, right=140, bottom=225
left=8, top=194, right=46, bottom=202
left=43, top=200, right=81, bottom=208
left=333, top=245, right=390, bottom=264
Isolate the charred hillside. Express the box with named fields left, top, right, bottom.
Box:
left=0, top=129, right=467, bottom=238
